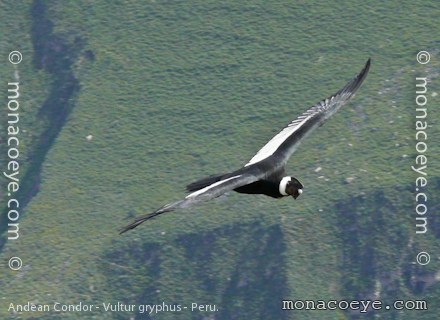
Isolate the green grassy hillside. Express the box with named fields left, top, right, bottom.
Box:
left=1, top=0, right=439, bottom=319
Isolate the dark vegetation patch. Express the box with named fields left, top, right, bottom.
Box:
left=0, top=0, right=93, bottom=250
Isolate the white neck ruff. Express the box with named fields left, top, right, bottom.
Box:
left=279, top=176, right=291, bottom=196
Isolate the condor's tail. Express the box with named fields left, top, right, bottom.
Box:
left=186, top=173, right=227, bottom=192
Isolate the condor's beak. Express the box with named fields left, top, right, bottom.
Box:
left=292, top=189, right=303, bottom=199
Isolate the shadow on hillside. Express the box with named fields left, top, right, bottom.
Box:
left=100, top=222, right=289, bottom=320
left=335, top=179, right=440, bottom=318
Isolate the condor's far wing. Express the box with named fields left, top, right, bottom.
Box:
left=245, top=58, right=371, bottom=167
left=120, top=173, right=259, bottom=234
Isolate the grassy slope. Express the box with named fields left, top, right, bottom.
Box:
left=1, top=1, right=439, bottom=319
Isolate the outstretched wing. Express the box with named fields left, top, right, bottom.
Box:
left=120, top=174, right=259, bottom=234
left=245, top=58, right=371, bottom=167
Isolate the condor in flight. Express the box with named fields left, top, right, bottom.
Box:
left=120, top=59, right=371, bottom=234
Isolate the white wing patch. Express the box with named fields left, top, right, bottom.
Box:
left=245, top=95, right=337, bottom=166
left=245, top=114, right=312, bottom=166
left=185, top=175, right=242, bottom=199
